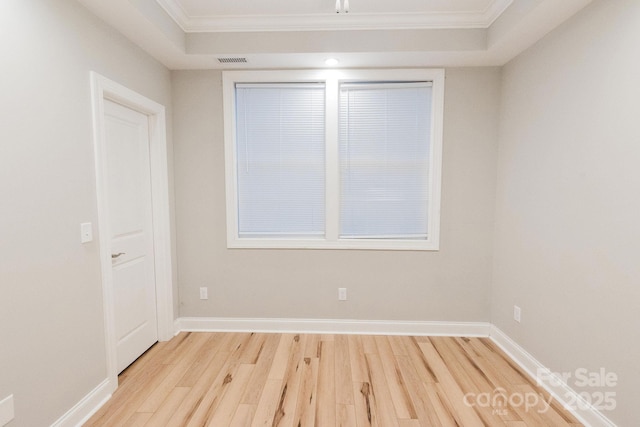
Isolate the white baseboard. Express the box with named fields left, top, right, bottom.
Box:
left=50, top=378, right=114, bottom=427
left=489, top=326, right=617, bottom=427
left=176, top=316, right=492, bottom=336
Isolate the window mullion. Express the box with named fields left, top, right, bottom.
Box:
left=325, top=78, right=340, bottom=242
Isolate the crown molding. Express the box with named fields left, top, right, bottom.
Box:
left=156, top=0, right=513, bottom=33
left=155, top=0, right=191, bottom=31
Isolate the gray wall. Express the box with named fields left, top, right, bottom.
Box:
left=492, top=0, right=640, bottom=425
left=0, top=1, right=174, bottom=425
left=172, top=67, right=500, bottom=322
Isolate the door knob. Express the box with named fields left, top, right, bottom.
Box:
left=111, top=252, right=125, bottom=259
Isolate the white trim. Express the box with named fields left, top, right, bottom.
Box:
left=156, top=0, right=513, bottom=32
left=176, top=317, right=491, bottom=337
left=50, top=378, right=114, bottom=427
left=90, top=72, right=175, bottom=388
left=483, top=0, right=515, bottom=27
left=222, top=68, right=444, bottom=251
left=325, top=77, right=340, bottom=242
left=225, top=238, right=441, bottom=251
left=0, top=395, right=14, bottom=426
left=489, top=326, right=617, bottom=427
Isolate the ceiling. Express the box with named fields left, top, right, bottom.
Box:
left=76, top=0, right=594, bottom=70
left=174, top=0, right=497, bottom=17
left=157, top=0, right=513, bottom=32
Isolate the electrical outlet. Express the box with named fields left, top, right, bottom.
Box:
left=199, top=287, right=208, bottom=300
left=80, top=222, right=93, bottom=243
left=338, top=287, right=347, bottom=301
left=514, top=305, right=521, bottom=323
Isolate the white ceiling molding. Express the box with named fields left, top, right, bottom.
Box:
left=154, top=0, right=190, bottom=31
left=77, top=0, right=594, bottom=69
left=155, top=0, right=514, bottom=33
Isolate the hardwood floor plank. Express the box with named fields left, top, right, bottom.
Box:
left=241, top=333, right=282, bottom=405
left=419, top=339, right=486, bottom=427
left=183, top=333, right=255, bottom=426
left=303, top=333, right=321, bottom=358
left=88, top=362, right=176, bottom=426
left=348, top=335, right=368, bottom=384
left=474, top=339, right=537, bottom=387
left=117, top=343, right=160, bottom=388
left=469, top=338, right=580, bottom=425
left=455, top=348, right=524, bottom=422
left=230, top=404, right=256, bottom=427
left=293, top=356, right=319, bottom=427
left=395, top=354, right=443, bottom=427
left=272, top=334, right=307, bottom=427
left=268, top=334, right=295, bottom=380
left=335, top=334, right=354, bottom=405
left=238, top=333, right=268, bottom=364
left=432, top=337, right=492, bottom=392
left=142, top=387, right=190, bottom=426
left=399, top=420, right=422, bottom=427
left=164, top=335, right=236, bottom=426
left=516, top=383, right=571, bottom=427
left=83, top=333, right=583, bottom=427
left=161, top=332, right=200, bottom=365
left=405, top=337, right=437, bottom=384
left=86, top=341, right=173, bottom=425
left=315, top=340, right=336, bottom=426
left=446, top=338, right=524, bottom=423
left=364, top=353, right=400, bottom=427
left=177, top=332, right=226, bottom=387
left=251, top=379, right=284, bottom=427
left=137, top=333, right=211, bottom=413
left=423, top=382, right=460, bottom=427
left=375, top=335, right=417, bottom=420
left=336, top=404, right=357, bottom=427
left=206, top=364, right=255, bottom=427
left=353, top=381, right=379, bottom=427
left=388, top=335, right=409, bottom=356
left=121, top=412, right=152, bottom=427
left=361, top=335, right=379, bottom=354
left=482, top=340, right=579, bottom=425
left=430, top=337, right=507, bottom=426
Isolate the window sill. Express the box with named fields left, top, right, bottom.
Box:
left=227, top=238, right=440, bottom=251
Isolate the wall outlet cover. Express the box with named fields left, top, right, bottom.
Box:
left=0, top=395, right=15, bottom=426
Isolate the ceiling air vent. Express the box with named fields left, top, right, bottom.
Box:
left=217, top=57, right=248, bottom=63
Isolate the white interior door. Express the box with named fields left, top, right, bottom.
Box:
left=104, top=99, right=158, bottom=373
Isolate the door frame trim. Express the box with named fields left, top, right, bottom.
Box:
left=90, top=72, right=174, bottom=389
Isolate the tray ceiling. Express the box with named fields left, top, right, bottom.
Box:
left=157, top=0, right=514, bottom=32
left=75, top=0, right=594, bottom=69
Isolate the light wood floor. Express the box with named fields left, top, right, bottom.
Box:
left=85, top=332, right=582, bottom=426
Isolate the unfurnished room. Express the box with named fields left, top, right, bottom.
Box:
left=1, top=0, right=638, bottom=426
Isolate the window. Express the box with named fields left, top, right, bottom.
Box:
left=339, top=82, right=432, bottom=239
left=235, top=83, right=325, bottom=237
left=223, top=69, right=444, bottom=250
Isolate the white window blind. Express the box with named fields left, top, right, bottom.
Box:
left=235, top=83, right=326, bottom=237
left=339, top=82, right=432, bottom=239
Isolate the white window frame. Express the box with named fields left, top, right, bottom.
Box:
left=223, top=69, right=445, bottom=251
